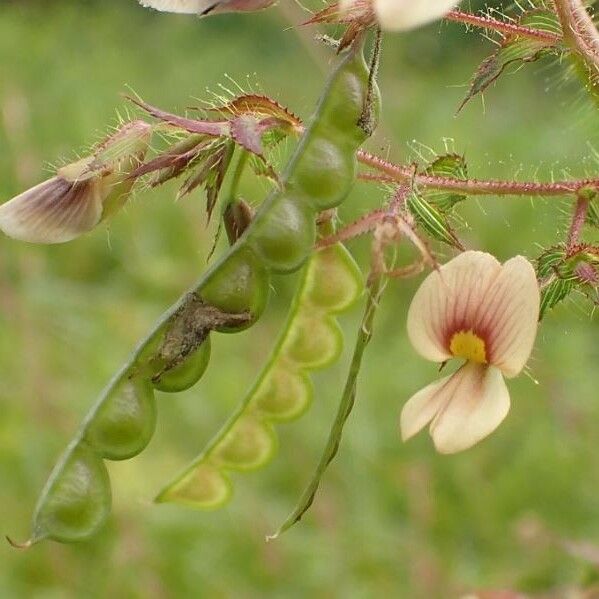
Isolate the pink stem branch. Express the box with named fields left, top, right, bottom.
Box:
left=566, top=194, right=591, bottom=248
left=553, top=0, right=599, bottom=70
left=357, top=150, right=598, bottom=198
left=445, top=9, right=562, bottom=44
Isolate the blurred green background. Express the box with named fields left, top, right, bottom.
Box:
left=1, top=1, right=598, bottom=597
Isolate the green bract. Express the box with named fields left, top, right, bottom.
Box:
left=22, top=41, right=377, bottom=545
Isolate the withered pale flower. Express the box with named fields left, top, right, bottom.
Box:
left=0, top=121, right=151, bottom=244
left=138, top=0, right=275, bottom=15
left=401, top=251, right=540, bottom=454
left=340, top=0, right=461, bottom=31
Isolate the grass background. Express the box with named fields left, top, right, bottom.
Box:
left=0, top=1, right=598, bottom=597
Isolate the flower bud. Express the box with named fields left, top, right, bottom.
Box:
left=375, top=0, right=460, bottom=30
left=138, top=0, right=274, bottom=15
left=0, top=121, right=151, bottom=244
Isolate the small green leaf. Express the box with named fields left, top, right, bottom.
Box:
left=459, top=9, right=561, bottom=110
left=407, top=191, right=463, bottom=249
left=422, top=154, right=468, bottom=212
left=540, top=278, right=575, bottom=318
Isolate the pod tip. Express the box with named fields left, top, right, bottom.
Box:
left=6, top=535, right=34, bottom=550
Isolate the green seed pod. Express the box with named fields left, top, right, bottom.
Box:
left=84, top=377, right=157, bottom=461
left=282, top=315, right=343, bottom=369
left=31, top=443, right=111, bottom=544
left=156, top=239, right=364, bottom=510
left=290, top=137, right=356, bottom=211
left=252, top=367, right=313, bottom=422
left=250, top=195, right=316, bottom=273
left=201, top=246, right=270, bottom=332
left=305, top=244, right=364, bottom=312
left=212, top=417, right=275, bottom=471
left=153, top=336, right=211, bottom=393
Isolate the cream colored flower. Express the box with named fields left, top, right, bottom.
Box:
left=340, top=0, right=460, bottom=31
left=138, top=0, right=274, bottom=15
left=401, top=251, right=540, bottom=454
left=0, top=121, right=151, bottom=244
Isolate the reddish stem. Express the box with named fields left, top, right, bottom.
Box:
left=566, top=194, right=591, bottom=248
left=445, top=9, right=562, bottom=44
left=553, top=0, right=599, bottom=71
left=357, top=150, right=598, bottom=198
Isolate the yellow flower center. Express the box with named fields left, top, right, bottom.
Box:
left=449, top=330, right=487, bottom=364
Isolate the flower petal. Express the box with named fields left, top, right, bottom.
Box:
left=138, top=0, right=272, bottom=14
left=375, top=0, right=460, bottom=31
left=477, top=256, right=540, bottom=377
left=400, top=371, right=457, bottom=442
left=430, top=364, right=510, bottom=454
left=407, top=251, right=501, bottom=363
left=0, top=177, right=104, bottom=244
left=139, top=0, right=219, bottom=13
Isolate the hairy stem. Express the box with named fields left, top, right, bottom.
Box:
left=445, top=9, right=562, bottom=43
left=567, top=193, right=591, bottom=248
left=357, top=150, right=599, bottom=198
left=554, top=0, right=599, bottom=68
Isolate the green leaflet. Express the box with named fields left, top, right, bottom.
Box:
left=155, top=242, right=364, bottom=508
left=459, top=9, right=561, bottom=110
left=422, top=154, right=468, bottom=212
left=407, top=191, right=463, bottom=249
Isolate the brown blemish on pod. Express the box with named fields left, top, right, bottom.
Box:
left=151, top=292, right=251, bottom=384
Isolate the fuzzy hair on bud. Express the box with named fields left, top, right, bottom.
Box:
left=138, top=0, right=274, bottom=15
left=0, top=121, right=152, bottom=244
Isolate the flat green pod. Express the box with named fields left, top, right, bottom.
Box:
left=31, top=443, right=111, bottom=544
left=281, top=315, right=343, bottom=370
left=156, top=463, right=232, bottom=510
left=250, top=195, right=316, bottom=273
left=201, top=246, right=270, bottom=332
left=153, top=336, right=212, bottom=393
left=212, top=417, right=276, bottom=471
left=251, top=367, right=313, bottom=422
left=84, top=377, right=157, bottom=461
left=305, top=243, right=364, bottom=312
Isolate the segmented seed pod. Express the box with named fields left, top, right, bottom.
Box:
left=22, top=40, right=376, bottom=543
left=156, top=240, right=363, bottom=509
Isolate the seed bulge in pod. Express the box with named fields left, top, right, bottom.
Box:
left=153, top=335, right=211, bottom=393
left=201, top=246, right=270, bottom=333
left=32, top=443, right=111, bottom=543
left=282, top=315, right=343, bottom=369
left=250, top=195, right=316, bottom=273
left=212, top=417, right=275, bottom=471
left=306, top=245, right=363, bottom=312
left=291, top=137, right=356, bottom=211
left=155, top=464, right=232, bottom=510
left=252, top=367, right=313, bottom=422
left=85, top=376, right=157, bottom=461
